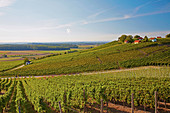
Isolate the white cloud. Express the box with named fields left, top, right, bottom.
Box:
left=88, top=9, right=109, bottom=19
left=81, top=9, right=170, bottom=25
left=133, top=1, right=153, bottom=15
left=132, top=0, right=163, bottom=15
left=66, top=28, right=71, bottom=34
left=0, top=0, right=15, bottom=8
left=123, top=15, right=131, bottom=19
left=1, top=8, right=169, bottom=32
left=133, top=10, right=170, bottom=18
left=80, top=0, right=168, bottom=25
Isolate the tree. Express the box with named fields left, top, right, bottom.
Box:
left=134, top=35, right=140, bottom=39
left=2, top=54, right=7, bottom=58
left=133, top=35, right=140, bottom=41
left=24, top=57, right=29, bottom=64
left=118, top=35, right=127, bottom=42
left=143, top=36, right=149, bottom=42
left=166, top=33, right=170, bottom=38
left=125, top=35, right=133, bottom=43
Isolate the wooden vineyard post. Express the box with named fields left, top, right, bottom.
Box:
left=144, top=102, right=146, bottom=111
left=59, top=101, right=63, bottom=113
left=164, top=100, right=167, bottom=108
left=131, top=93, right=134, bottom=113
left=64, top=91, right=68, bottom=113
left=89, top=102, right=92, bottom=112
left=106, top=101, right=108, bottom=113
left=155, top=91, right=157, bottom=113
left=101, top=99, right=103, bottom=113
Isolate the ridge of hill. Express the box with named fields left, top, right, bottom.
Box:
left=1, top=38, right=170, bottom=76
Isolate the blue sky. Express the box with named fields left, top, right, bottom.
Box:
left=0, top=0, right=170, bottom=42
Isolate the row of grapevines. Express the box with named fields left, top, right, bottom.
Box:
left=15, top=81, right=37, bottom=113
left=0, top=78, right=9, bottom=90
left=0, top=79, right=16, bottom=112
left=22, top=80, right=46, bottom=113
left=4, top=79, right=12, bottom=91
left=22, top=67, right=170, bottom=111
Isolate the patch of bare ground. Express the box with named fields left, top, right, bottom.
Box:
left=81, top=66, right=161, bottom=75
left=9, top=64, right=25, bottom=71
left=157, top=102, right=170, bottom=113
left=85, top=102, right=145, bottom=113
left=2, top=66, right=161, bottom=79
left=85, top=101, right=170, bottom=113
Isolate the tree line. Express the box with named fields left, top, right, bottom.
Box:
left=118, top=33, right=170, bottom=43
left=0, top=44, right=78, bottom=50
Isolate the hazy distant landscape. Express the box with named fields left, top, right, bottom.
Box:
left=0, top=0, right=170, bottom=113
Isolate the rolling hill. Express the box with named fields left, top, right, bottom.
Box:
left=1, top=38, right=170, bottom=76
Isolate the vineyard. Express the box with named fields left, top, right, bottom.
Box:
left=1, top=39, right=169, bottom=76
left=0, top=60, right=23, bottom=72
left=0, top=67, right=170, bottom=113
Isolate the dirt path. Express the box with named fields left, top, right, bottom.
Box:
left=7, top=64, right=25, bottom=72
left=86, top=102, right=151, bottom=113
left=96, top=56, right=102, bottom=64
left=81, top=66, right=160, bottom=75
left=1, top=66, right=161, bottom=79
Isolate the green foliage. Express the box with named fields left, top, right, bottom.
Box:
left=134, top=35, right=140, bottom=39
left=0, top=80, right=16, bottom=112
left=0, top=67, right=170, bottom=112
left=0, top=60, right=23, bottom=72
left=118, top=35, right=127, bottom=42
left=166, top=33, right=170, bottom=38
left=20, top=67, right=170, bottom=111
left=143, top=36, right=149, bottom=42
left=1, top=40, right=169, bottom=76
left=24, top=57, right=29, bottom=65
left=15, top=81, right=36, bottom=113
left=125, top=35, right=133, bottom=43
left=0, top=44, right=78, bottom=51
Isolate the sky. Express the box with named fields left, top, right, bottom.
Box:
left=0, top=0, right=170, bottom=42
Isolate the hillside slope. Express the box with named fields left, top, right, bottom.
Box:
left=1, top=39, right=170, bottom=76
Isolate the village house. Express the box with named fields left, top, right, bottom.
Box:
left=157, top=36, right=161, bottom=39
left=134, top=40, right=140, bottom=44
left=25, top=61, right=31, bottom=65
left=150, top=37, right=157, bottom=42
left=124, top=40, right=129, bottom=43
left=138, top=37, right=143, bottom=40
